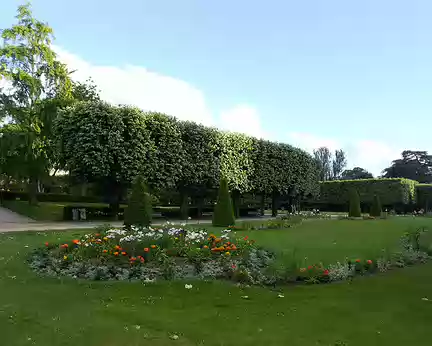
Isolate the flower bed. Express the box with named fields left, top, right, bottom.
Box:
left=29, top=224, right=431, bottom=286
left=29, top=223, right=274, bottom=282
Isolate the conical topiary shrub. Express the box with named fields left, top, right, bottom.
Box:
left=348, top=189, right=361, bottom=218
left=212, top=177, right=235, bottom=227
left=370, top=194, right=382, bottom=217
left=124, top=175, right=152, bottom=227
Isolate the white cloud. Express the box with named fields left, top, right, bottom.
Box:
left=287, top=132, right=401, bottom=176
left=219, top=104, right=266, bottom=139
left=54, top=46, right=266, bottom=139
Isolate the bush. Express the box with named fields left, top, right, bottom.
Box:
left=416, top=184, right=432, bottom=211
left=212, top=177, right=235, bottom=227
left=370, top=194, right=382, bottom=217
left=124, top=176, right=152, bottom=227
left=348, top=189, right=361, bottom=217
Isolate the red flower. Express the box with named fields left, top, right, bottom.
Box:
left=355, top=259, right=361, bottom=263
left=103, top=250, right=108, bottom=253
left=61, top=244, right=69, bottom=249
left=140, top=257, right=145, bottom=263
left=307, top=265, right=313, bottom=270
left=130, top=257, right=137, bottom=262
left=323, top=269, right=329, bottom=276
left=72, top=239, right=80, bottom=245
left=144, top=247, right=149, bottom=253
left=232, top=264, right=237, bottom=269
left=45, top=242, right=49, bottom=247
left=367, top=260, right=373, bottom=264
left=95, top=233, right=101, bottom=237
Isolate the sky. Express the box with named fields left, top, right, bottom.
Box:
left=2, top=0, right=432, bottom=175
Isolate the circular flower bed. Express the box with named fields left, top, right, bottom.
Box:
left=29, top=223, right=276, bottom=283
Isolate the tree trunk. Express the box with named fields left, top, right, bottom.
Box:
left=260, top=193, right=265, bottom=217
left=232, top=190, right=240, bottom=218
left=271, top=191, right=279, bottom=217
left=179, top=189, right=189, bottom=220
left=28, top=176, right=38, bottom=206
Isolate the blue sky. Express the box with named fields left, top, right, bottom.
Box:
left=2, top=0, right=432, bottom=174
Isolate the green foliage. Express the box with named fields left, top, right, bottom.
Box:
left=218, top=131, right=254, bottom=193
left=320, top=178, right=418, bottom=206
left=416, top=184, right=432, bottom=211
left=124, top=176, right=152, bottom=227
left=143, top=112, right=184, bottom=191
left=212, top=177, right=235, bottom=227
left=348, top=189, right=361, bottom=217
left=55, top=102, right=153, bottom=198
left=0, top=3, right=72, bottom=204
left=383, top=150, right=432, bottom=183
left=370, top=195, right=382, bottom=217
left=341, top=167, right=373, bottom=180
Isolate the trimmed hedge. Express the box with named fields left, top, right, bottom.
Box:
left=0, top=191, right=103, bottom=203
left=416, top=184, right=432, bottom=211
left=348, top=189, right=361, bottom=217
left=320, top=178, right=418, bottom=206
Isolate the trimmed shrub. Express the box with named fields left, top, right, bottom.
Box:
left=320, top=178, right=418, bottom=207
left=370, top=194, right=382, bottom=217
left=124, top=176, right=152, bottom=227
left=348, top=189, right=361, bottom=217
left=212, top=177, right=235, bottom=227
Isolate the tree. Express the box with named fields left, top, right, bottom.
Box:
left=370, top=194, right=382, bottom=217
left=55, top=102, right=154, bottom=215
left=0, top=3, right=72, bottom=204
left=348, top=189, right=361, bottom=217
left=313, top=147, right=332, bottom=181
left=124, top=175, right=152, bottom=227
left=382, top=150, right=432, bottom=183
left=212, top=177, right=235, bottom=227
left=341, top=167, right=373, bottom=180
left=332, top=149, right=347, bottom=180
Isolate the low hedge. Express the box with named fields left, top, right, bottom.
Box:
left=0, top=191, right=103, bottom=204
left=320, top=178, right=418, bottom=206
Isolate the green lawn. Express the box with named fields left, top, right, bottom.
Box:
left=1, top=219, right=432, bottom=345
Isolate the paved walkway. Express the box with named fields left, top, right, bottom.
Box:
left=0, top=206, right=35, bottom=225
left=0, top=206, right=271, bottom=233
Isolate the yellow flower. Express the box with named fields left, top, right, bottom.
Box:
left=103, top=237, right=108, bottom=241
left=63, top=255, right=68, bottom=260
left=225, top=251, right=230, bottom=256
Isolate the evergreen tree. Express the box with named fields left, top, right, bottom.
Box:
left=124, top=176, right=152, bottom=227
left=370, top=194, right=382, bottom=217
left=212, top=177, right=235, bottom=227
left=348, top=189, right=361, bottom=217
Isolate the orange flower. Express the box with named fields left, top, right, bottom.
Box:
left=95, top=233, right=101, bottom=237
left=61, top=244, right=69, bottom=249
left=130, top=257, right=137, bottom=261
left=144, top=247, right=149, bottom=252
left=72, top=239, right=80, bottom=245
left=355, top=259, right=361, bottom=263
left=103, top=250, right=108, bottom=253
left=367, top=259, right=373, bottom=264
left=215, top=238, right=221, bottom=243
left=113, top=252, right=119, bottom=256
left=151, top=245, right=157, bottom=249
left=121, top=251, right=127, bottom=256
left=115, top=245, right=121, bottom=250
left=203, top=245, right=209, bottom=249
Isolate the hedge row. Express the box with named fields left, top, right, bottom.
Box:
left=0, top=191, right=103, bottom=203
left=55, top=102, right=320, bottom=204
left=319, top=178, right=418, bottom=206
left=417, top=184, right=432, bottom=211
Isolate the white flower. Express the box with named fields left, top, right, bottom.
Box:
left=277, top=294, right=285, bottom=298
left=184, top=284, right=193, bottom=289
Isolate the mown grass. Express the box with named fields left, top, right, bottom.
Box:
left=1, top=218, right=432, bottom=345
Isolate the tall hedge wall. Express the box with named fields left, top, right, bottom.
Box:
left=320, top=178, right=418, bottom=206
left=56, top=101, right=319, bottom=204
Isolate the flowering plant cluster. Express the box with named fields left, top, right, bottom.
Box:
left=29, top=223, right=267, bottom=282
